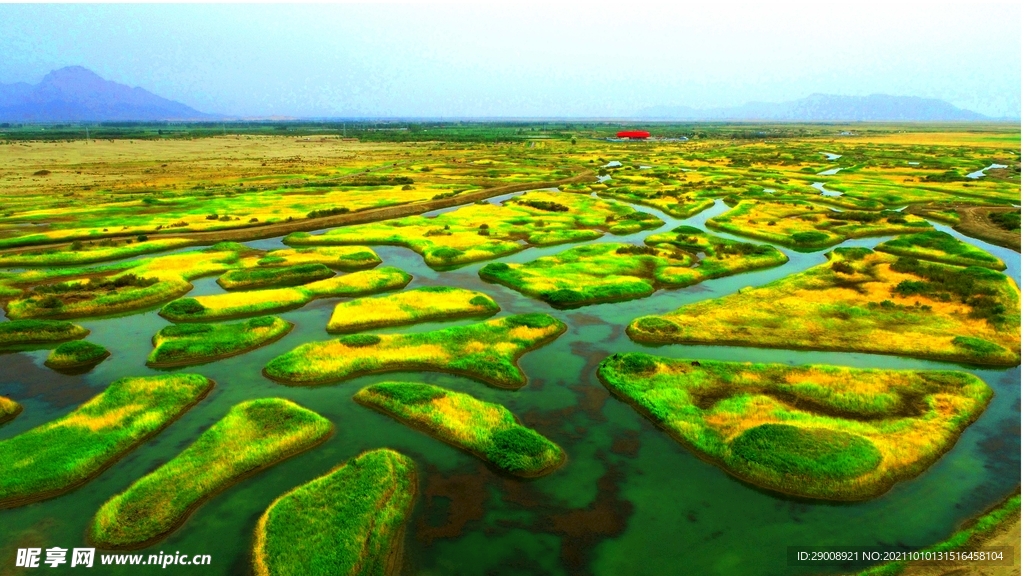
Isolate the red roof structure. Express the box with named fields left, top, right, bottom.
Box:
left=616, top=130, right=650, bottom=140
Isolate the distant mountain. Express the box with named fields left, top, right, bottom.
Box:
left=0, top=66, right=217, bottom=122
left=637, top=93, right=997, bottom=122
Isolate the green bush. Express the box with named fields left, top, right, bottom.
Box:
left=791, top=232, right=830, bottom=246
left=486, top=427, right=552, bottom=473
left=635, top=317, right=679, bottom=334
left=731, top=424, right=881, bottom=480
left=504, top=313, right=554, bottom=329
left=163, top=298, right=206, bottom=317
left=370, top=382, right=446, bottom=405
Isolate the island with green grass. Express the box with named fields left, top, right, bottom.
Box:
left=0, top=396, right=22, bottom=426
left=356, top=382, right=565, bottom=476
left=252, top=448, right=417, bottom=576
left=875, top=230, right=1006, bottom=270
left=217, top=263, right=336, bottom=290
left=90, top=398, right=333, bottom=549
left=147, top=316, right=293, bottom=367
left=0, top=319, right=89, bottom=349
left=44, top=340, right=110, bottom=371
left=598, top=353, right=991, bottom=500
left=327, top=286, right=499, bottom=333
left=0, top=374, right=213, bottom=508
left=265, top=313, right=566, bottom=388
left=160, top=267, right=412, bottom=322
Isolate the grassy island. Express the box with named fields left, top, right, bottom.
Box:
left=0, top=374, right=213, bottom=508
left=0, top=238, right=200, bottom=268
left=355, top=382, right=565, bottom=477
left=598, top=354, right=992, bottom=500
left=480, top=229, right=786, bottom=308
left=284, top=191, right=662, bottom=269
left=246, top=246, right=381, bottom=271
left=595, top=186, right=716, bottom=219
left=160, top=267, right=412, bottom=322
left=4, top=243, right=255, bottom=320
left=327, top=287, right=499, bottom=333
left=253, top=448, right=417, bottom=576
left=265, top=313, right=566, bottom=388
left=45, top=340, right=110, bottom=371
left=0, top=396, right=22, bottom=426
left=148, top=316, right=293, bottom=367
left=90, top=398, right=333, bottom=549
left=706, top=200, right=933, bottom=250
left=876, top=230, right=1006, bottom=270
left=217, top=263, right=335, bottom=290
left=0, top=319, right=89, bottom=349
left=628, top=248, right=1021, bottom=366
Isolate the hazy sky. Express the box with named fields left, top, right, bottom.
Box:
left=1, top=2, right=1020, bottom=118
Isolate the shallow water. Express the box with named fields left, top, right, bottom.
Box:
left=967, top=163, right=1009, bottom=179
left=812, top=181, right=843, bottom=197
left=0, top=192, right=1019, bottom=576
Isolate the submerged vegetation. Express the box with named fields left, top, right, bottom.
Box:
left=284, top=191, right=662, bottom=268
left=44, top=340, right=110, bottom=371
left=480, top=229, right=786, bottom=308
left=598, top=354, right=992, bottom=500
left=0, top=319, right=89, bottom=348
left=356, top=382, right=565, bottom=476
left=160, top=267, right=412, bottom=321
left=253, top=448, right=417, bottom=576
left=875, top=230, right=1005, bottom=269
left=148, top=316, right=293, bottom=367
left=265, top=313, right=566, bottom=388
left=327, top=286, right=499, bottom=333
left=0, top=374, right=213, bottom=508
left=629, top=248, right=1021, bottom=366
left=90, top=398, right=332, bottom=548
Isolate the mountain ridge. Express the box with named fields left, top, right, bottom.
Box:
left=0, top=66, right=217, bottom=122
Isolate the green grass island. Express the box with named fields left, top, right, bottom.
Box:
left=0, top=396, right=23, bottom=426
left=628, top=247, right=1021, bottom=366
left=44, top=340, right=110, bottom=371
left=90, top=398, right=333, bottom=549
left=160, top=266, right=412, bottom=322
left=598, top=353, right=992, bottom=500
left=355, top=382, right=565, bottom=477
left=479, top=228, right=786, bottom=308
left=147, top=316, right=293, bottom=367
left=875, top=230, right=1006, bottom=270
left=327, top=286, right=499, bottom=333
left=216, top=263, right=335, bottom=290
left=265, top=313, right=566, bottom=388
left=0, top=374, right=213, bottom=508
left=0, top=319, right=89, bottom=349
left=283, top=190, right=662, bottom=269
left=252, top=448, right=417, bottom=576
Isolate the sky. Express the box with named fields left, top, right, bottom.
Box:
left=0, top=2, right=1020, bottom=118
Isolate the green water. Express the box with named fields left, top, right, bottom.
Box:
left=0, top=198, right=1019, bottom=575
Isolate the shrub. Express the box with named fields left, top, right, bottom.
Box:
left=634, top=317, right=679, bottom=334
left=504, top=313, right=554, bottom=329
left=206, top=214, right=219, bottom=220
left=372, top=382, right=445, bottom=405
left=486, top=427, right=551, bottom=473
left=163, top=298, right=206, bottom=317
left=136, top=235, right=148, bottom=242
left=952, top=336, right=1004, bottom=356
left=430, top=247, right=463, bottom=261
left=70, top=240, right=84, bottom=251
left=307, top=206, right=350, bottom=219
left=618, top=353, right=658, bottom=375
left=469, top=295, right=492, bottom=307
left=517, top=199, right=568, bottom=212
left=731, top=424, right=881, bottom=480
left=791, top=232, right=830, bottom=246
left=545, top=289, right=584, bottom=306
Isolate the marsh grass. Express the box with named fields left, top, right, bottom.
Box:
left=160, top=267, right=412, bottom=322
left=327, top=286, right=499, bottom=333
left=0, top=319, right=89, bottom=349
left=44, top=340, right=110, bottom=371
left=0, top=374, right=213, bottom=508
left=876, top=230, right=1005, bottom=270
left=148, top=316, right=293, bottom=367
left=217, top=263, right=335, bottom=290
left=0, top=396, right=22, bottom=426
left=265, top=313, right=566, bottom=388
left=480, top=230, right=786, bottom=308
left=628, top=248, right=1021, bottom=366
left=355, top=382, right=564, bottom=477
left=90, top=398, right=333, bottom=549
left=598, top=353, right=991, bottom=500
left=250, top=246, right=381, bottom=270
left=283, top=191, right=662, bottom=269
left=253, top=448, right=417, bottom=576
left=0, top=238, right=199, bottom=268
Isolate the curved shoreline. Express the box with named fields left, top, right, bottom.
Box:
left=0, top=402, right=23, bottom=427
left=146, top=322, right=295, bottom=368
left=596, top=369, right=992, bottom=501
left=0, top=377, right=215, bottom=510
left=353, top=395, right=566, bottom=479
left=263, top=323, right=567, bottom=389
left=44, top=350, right=111, bottom=372
left=89, top=425, right=335, bottom=550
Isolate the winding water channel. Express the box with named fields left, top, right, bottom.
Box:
left=0, top=184, right=1019, bottom=576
